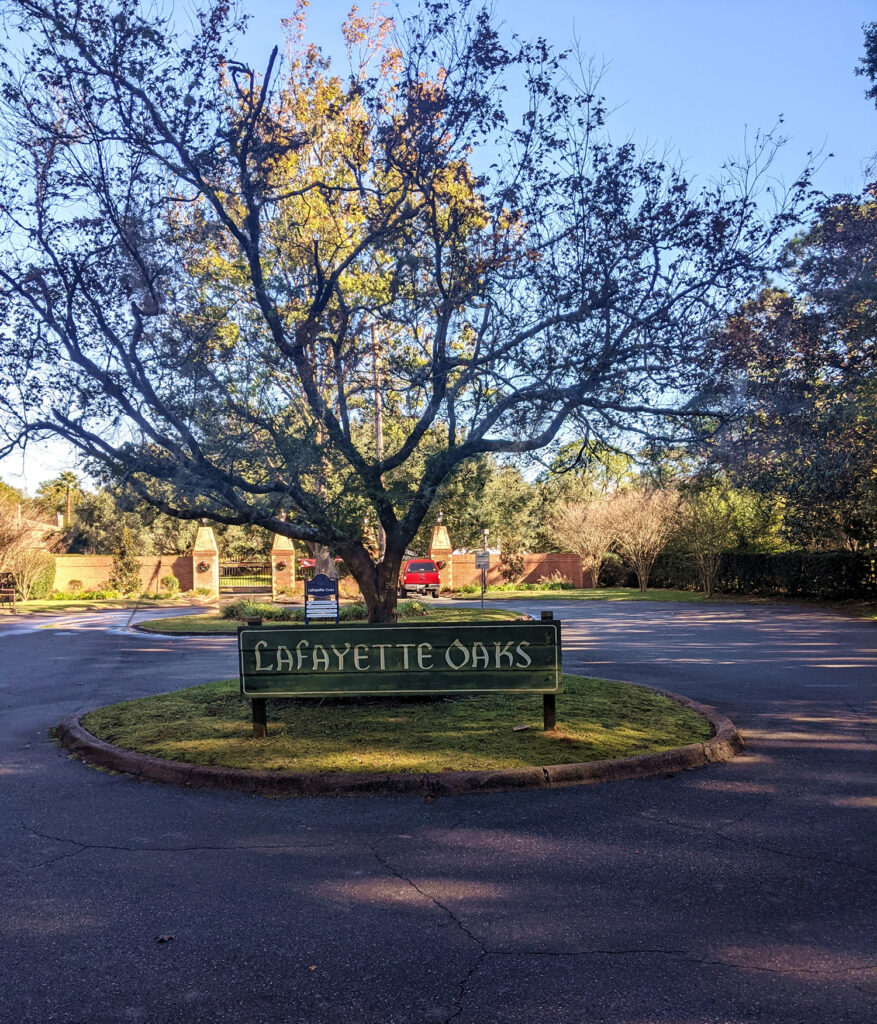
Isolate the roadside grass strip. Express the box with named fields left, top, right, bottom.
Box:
left=81, top=674, right=713, bottom=775
left=454, top=587, right=877, bottom=618
left=8, top=597, right=203, bottom=617
left=456, top=587, right=711, bottom=602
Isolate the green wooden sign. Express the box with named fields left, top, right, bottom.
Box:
left=238, top=620, right=561, bottom=698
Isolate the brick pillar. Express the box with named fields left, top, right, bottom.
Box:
left=271, top=533, right=296, bottom=598
left=428, top=517, right=454, bottom=591
left=191, top=523, right=220, bottom=596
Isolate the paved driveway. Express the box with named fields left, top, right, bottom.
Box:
left=0, top=601, right=874, bottom=1023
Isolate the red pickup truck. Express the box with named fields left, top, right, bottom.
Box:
left=399, top=558, right=442, bottom=599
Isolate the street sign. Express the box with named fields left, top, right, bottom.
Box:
left=239, top=619, right=562, bottom=698
left=475, top=550, right=490, bottom=569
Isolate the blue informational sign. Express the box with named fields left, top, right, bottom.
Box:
left=305, top=573, right=339, bottom=624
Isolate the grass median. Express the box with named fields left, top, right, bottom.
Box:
left=137, top=605, right=523, bottom=634
left=80, top=674, right=712, bottom=774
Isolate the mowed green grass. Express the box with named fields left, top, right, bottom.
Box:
left=457, top=587, right=877, bottom=618
left=6, top=597, right=198, bottom=617
left=81, top=674, right=713, bottom=774
left=138, top=606, right=523, bottom=633
left=219, top=575, right=270, bottom=588
left=458, top=587, right=708, bottom=602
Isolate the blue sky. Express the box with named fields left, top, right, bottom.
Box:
left=240, top=0, right=875, bottom=194
left=2, top=0, right=874, bottom=493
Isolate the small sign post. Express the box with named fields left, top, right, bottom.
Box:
left=475, top=550, right=490, bottom=611
left=541, top=611, right=557, bottom=730
left=246, top=616, right=267, bottom=737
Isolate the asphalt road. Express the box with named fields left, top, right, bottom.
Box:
left=0, top=600, right=874, bottom=1023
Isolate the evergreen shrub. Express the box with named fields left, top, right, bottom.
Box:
left=221, top=598, right=430, bottom=622
left=160, top=574, right=180, bottom=594
left=28, top=553, right=56, bottom=599
left=617, top=549, right=875, bottom=599
left=109, top=528, right=142, bottom=594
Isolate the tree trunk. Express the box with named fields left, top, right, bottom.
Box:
left=341, top=541, right=403, bottom=623
left=636, top=561, right=649, bottom=592
left=582, top=556, right=602, bottom=589
left=314, top=544, right=338, bottom=578
left=699, top=553, right=719, bottom=598
left=367, top=584, right=398, bottom=623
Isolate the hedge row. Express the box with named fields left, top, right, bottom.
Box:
left=648, top=549, right=876, bottom=600
left=221, top=598, right=430, bottom=622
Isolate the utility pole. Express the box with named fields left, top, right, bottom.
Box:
left=371, top=324, right=386, bottom=562
left=481, top=528, right=489, bottom=612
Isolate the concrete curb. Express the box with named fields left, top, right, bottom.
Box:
left=130, top=609, right=535, bottom=639
left=132, top=624, right=236, bottom=638
left=54, top=684, right=743, bottom=798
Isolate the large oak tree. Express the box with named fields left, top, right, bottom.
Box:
left=0, top=0, right=809, bottom=619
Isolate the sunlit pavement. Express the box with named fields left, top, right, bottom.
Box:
left=0, top=600, right=874, bottom=1023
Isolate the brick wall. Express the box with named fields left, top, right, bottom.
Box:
left=444, top=552, right=589, bottom=590
left=173, top=558, right=194, bottom=592
left=54, top=555, right=193, bottom=593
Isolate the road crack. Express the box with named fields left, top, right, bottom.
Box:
left=639, top=810, right=877, bottom=875
left=370, top=836, right=487, bottom=1024
left=18, top=820, right=337, bottom=859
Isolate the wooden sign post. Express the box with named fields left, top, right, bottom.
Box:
left=540, top=611, right=557, bottom=730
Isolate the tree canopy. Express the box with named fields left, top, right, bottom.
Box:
left=706, top=188, right=877, bottom=550
left=0, top=0, right=811, bottom=618
left=857, top=21, right=877, bottom=109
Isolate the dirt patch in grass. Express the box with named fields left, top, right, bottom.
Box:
left=81, top=674, right=712, bottom=774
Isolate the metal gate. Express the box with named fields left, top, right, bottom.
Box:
left=219, top=561, right=272, bottom=594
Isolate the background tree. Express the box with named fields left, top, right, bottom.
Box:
left=68, top=489, right=192, bottom=555
left=0, top=491, right=31, bottom=572
left=544, top=441, right=638, bottom=500
left=605, top=489, right=682, bottom=592
left=680, top=485, right=736, bottom=597
left=716, top=486, right=785, bottom=553
left=549, top=498, right=615, bottom=586
left=707, top=188, right=877, bottom=550
left=0, top=0, right=810, bottom=620
left=108, top=527, right=143, bottom=595
left=5, top=547, right=55, bottom=600
left=856, top=22, right=877, bottom=108
left=35, top=471, right=84, bottom=526
left=68, top=488, right=270, bottom=558
left=414, top=456, right=546, bottom=554
left=0, top=486, right=58, bottom=597
left=0, top=478, right=26, bottom=504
